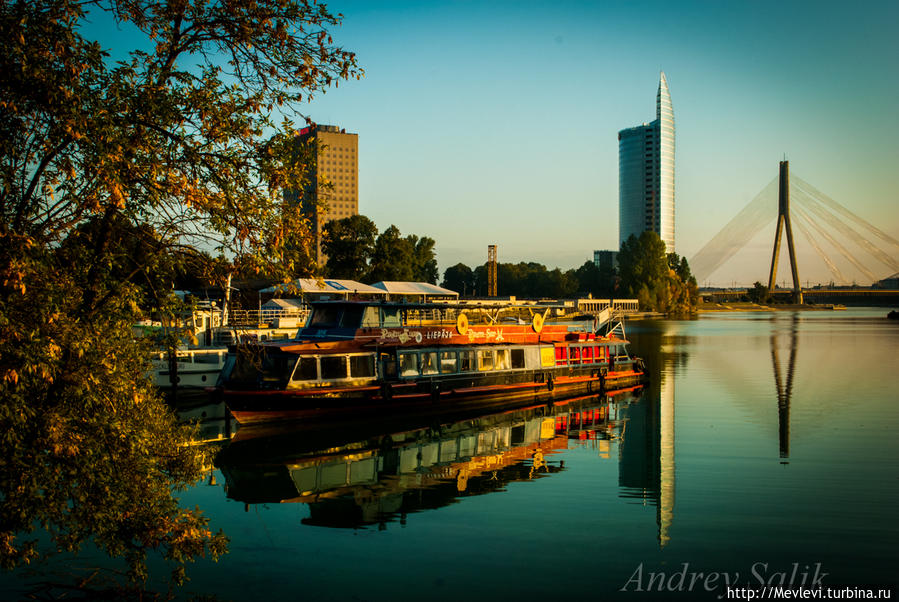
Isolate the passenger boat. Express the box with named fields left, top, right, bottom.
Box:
left=212, top=300, right=646, bottom=425
left=150, top=347, right=229, bottom=389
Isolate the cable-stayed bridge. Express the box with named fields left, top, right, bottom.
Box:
left=689, top=163, right=899, bottom=292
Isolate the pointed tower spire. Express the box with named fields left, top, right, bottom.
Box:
left=657, top=71, right=671, bottom=122
left=655, top=71, right=675, bottom=252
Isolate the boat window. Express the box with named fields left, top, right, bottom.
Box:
left=380, top=353, right=397, bottom=378
left=339, top=306, right=364, bottom=329
left=459, top=350, right=475, bottom=372
left=320, top=356, right=348, bottom=380
left=308, top=306, right=340, bottom=329
left=596, top=346, right=606, bottom=360
left=381, top=307, right=402, bottom=328
left=259, top=354, right=294, bottom=386
left=495, top=349, right=510, bottom=371
left=399, top=352, right=419, bottom=377
left=349, top=355, right=375, bottom=378
left=511, top=349, right=525, bottom=369
left=291, top=357, right=318, bottom=381
left=439, top=351, right=456, bottom=373
left=555, top=346, right=567, bottom=366
left=361, top=307, right=380, bottom=328
left=421, top=352, right=438, bottom=375
left=478, top=349, right=494, bottom=371
left=570, top=347, right=581, bottom=364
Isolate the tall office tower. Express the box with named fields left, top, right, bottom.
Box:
left=618, top=72, right=675, bottom=253
left=295, top=124, right=359, bottom=265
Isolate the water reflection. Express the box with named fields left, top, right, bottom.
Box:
left=209, top=387, right=675, bottom=535
left=171, top=390, right=235, bottom=443
left=771, top=314, right=799, bottom=461
left=159, top=311, right=898, bottom=597
left=618, top=325, right=680, bottom=549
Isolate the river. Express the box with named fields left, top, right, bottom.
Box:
left=4, top=309, right=898, bottom=600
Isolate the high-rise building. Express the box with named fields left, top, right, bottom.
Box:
left=593, top=250, right=618, bottom=271
left=295, top=124, right=359, bottom=264
left=618, top=72, right=675, bottom=253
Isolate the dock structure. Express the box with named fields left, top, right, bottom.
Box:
left=576, top=298, right=640, bottom=313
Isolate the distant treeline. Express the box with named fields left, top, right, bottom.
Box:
left=442, top=232, right=698, bottom=315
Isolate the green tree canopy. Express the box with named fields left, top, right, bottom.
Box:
left=747, top=281, right=771, bottom=304
left=368, top=225, right=413, bottom=282
left=407, top=234, right=439, bottom=284
left=356, top=223, right=438, bottom=284
left=442, top=263, right=474, bottom=296
left=618, top=232, right=698, bottom=315
left=322, top=215, right=378, bottom=280
left=0, top=0, right=359, bottom=588
left=470, top=261, right=577, bottom=299
left=571, top=260, right=616, bottom=298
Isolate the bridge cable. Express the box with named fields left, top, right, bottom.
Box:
left=790, top=196, right=880, bottom=283
left=790, top=205, right=848, bottom=284
left=791, top=207, right=847, bottom=283
left=689, top=177, right=778, bottom=283
left=793, top=175, right=899, bottom=253
left=792, top=187, right=899, bottom=273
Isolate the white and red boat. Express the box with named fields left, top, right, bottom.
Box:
left=212, top=300, right=645, bottom=425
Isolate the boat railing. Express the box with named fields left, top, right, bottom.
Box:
left=227, top=308, right=310, bottom=327
left=150, top=348, right=228, bottom=364
left=401, top=304, right=556, bottom=328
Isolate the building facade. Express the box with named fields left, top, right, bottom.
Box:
left=593, top=250, right=619, bottom=271
left=296, top=124, right=359, bottom=264
left=618, top=72, right=675, bottom=253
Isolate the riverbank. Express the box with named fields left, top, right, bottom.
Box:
left=698, top=302, right=847, bottom=312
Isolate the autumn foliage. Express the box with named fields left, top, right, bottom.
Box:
left=0, top=0, right=360, bottom=586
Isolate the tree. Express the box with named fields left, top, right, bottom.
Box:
left=0, top=0, right=360, bottom=588
left=407, top=234, right=438, bottom=284
left=747, top=281, right=770, bottom=304
left=618, top=232, right=697, bottom=315
left=322, top=215, right=378, bottom=280
left=618, top=232, right=669, bottom=297
left=572, top=260, right=616, bottom=298
left=368, top=225, right=414, bottom=282
left=442, top=263, right=474, bottom=296
left=321, top=218, right=437, bottom=283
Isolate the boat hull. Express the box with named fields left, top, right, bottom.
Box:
left=222, top=364, right=644, bottom=425
left=151, top=348, right=228, bottom=389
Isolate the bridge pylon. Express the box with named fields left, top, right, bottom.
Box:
left=767, top=161, right=803, bottom=304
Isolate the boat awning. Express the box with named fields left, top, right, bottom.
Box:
left=260, top=279, right=386, bottom=298
left=261, top=298, right=307, bottom=311
left=369, top=281, right=460, bottom=300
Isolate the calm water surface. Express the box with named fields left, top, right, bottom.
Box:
left=7, top=309, right=899, bottom=600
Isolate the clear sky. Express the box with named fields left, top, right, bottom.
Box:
left=294, top=0, right=899, bottom=286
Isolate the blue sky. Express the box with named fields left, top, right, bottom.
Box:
left=295, top=0, right=898, bottom=285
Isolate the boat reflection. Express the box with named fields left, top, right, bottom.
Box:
left=214, top=388, right=645, bottom=530
left=170, top=391, right=235, bottom=444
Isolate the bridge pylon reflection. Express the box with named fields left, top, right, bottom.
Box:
left=771, top=314, right=799, bottom=462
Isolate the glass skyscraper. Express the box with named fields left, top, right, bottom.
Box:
left=618, top=72, right=675, bottom=253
